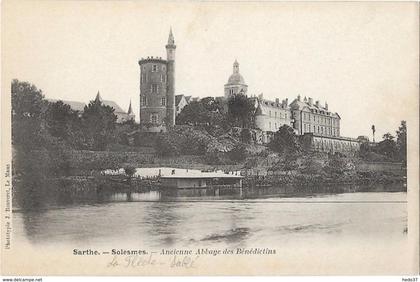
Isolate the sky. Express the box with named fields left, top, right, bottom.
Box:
left=3, top=1, right=418, bottom=139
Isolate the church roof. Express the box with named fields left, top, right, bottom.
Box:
left=47, top=99, right=86, bottom=112
left=175, top=95, right=184, bottom=105
left=290, top=96, right=340, bottom=118
left=95, top=91, right=126, bottom=113
left=227, top=73, right=246, bottom=85
left=225, top=60, right=247, bottom=86
left=102, top=100, right=125, bottom=113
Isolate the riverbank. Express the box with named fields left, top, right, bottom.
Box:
left=11, top=146, right=406, bottom=210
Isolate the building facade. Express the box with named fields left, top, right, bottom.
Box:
left=290, top=95, right=341, bottom=137
left=300, top=133, right=360, bottom=153
left=139, top=29, right=176, bottom=129
left=224, top=60, right=248, bottom=99
left=254, top=94, right=293, bottom=132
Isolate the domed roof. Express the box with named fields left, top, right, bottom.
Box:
left=227, top=73, right=246, bottom=85
left=226, top=60, right=247, bottom=85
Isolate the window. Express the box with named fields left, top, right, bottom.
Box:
left=229, top=89, right=234, bottom=95
left=269, top=122, right=271, bottom=131
left=269, top=111, right=271, bottom=117
left=275, top=123, right=277, bottom=130
left=141, top=96, right=147, bottom=106
left=161, top=97, right=166, bottom=106
left=161, top=74, right=166, bottom=83
left=152, top=64, right=158, bottom=72
left=150, top=113, right=158, bottom=123
left=275, top=112, right=277, bottom=118
left=151, top=84, right=158, bottom=94
left=141, top=74, right=145, bottom=83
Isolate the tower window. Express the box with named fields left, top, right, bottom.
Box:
left=161, top=74, right=166, bottom=83
left=152, top=65, right=158, bottom=72
left=141, top=74, right=146, bottom=83
left=141, top=96, right=147, bottom=106
left=161, top=97, right=166, bottom=106
left=151, top=84, right=158, bottom=94
left=150, top=113, right=158, bottom=123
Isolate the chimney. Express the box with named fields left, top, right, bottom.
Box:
left=308, top=97, right=313, bottom=106
left=275, top=98, right=279, bottom=104
left=297, top=95, right=301, bottom=101
left=285, top=98, right=288, bottom=105
left=316, top=100, right=320, bottom=107
left=325, top=102, right=328, bottom=110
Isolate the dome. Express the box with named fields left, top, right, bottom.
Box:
left=227, top=73, right=246, bottom=85
left=226, top=60, right=246, bottom=85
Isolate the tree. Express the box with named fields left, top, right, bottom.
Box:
left=228, top=144, right=247, bottom=162
left=45, top=101, right=80, bottom=140
left=268, top=125, right=300, bottom=155
left=323, top=152, right=349, bottom=175
left=270, top=152, right=299, bottom=175
left=396, top=120, right=407, bottom=164
left=383, top=132, right=395, bottom=141
left=11, top=79, right=48, bottom=147
left=81, top=98, right=117, bottom=150
left=300, top=153, right=321, bottom=176
left=375, top=137, right=397, bottom=160
left=240, top=128, right=252, bottom=144
left=227, top=94, right=255, bottom=128
left=176, top=97, right=226, bottom=128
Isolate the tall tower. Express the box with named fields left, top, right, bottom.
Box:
left=138, top=28, right=176, bottom=129
left=224, top=60, right=248, bottom=99
left=165, top=28, right=176, bottom=126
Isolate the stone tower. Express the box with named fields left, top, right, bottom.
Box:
left=138, top=29, right=176, bottom=128
left=224, top=60, right=248, bottom=99
left=165, top=27, right=176, bottom=126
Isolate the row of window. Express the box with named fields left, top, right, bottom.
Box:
left=140, top=97, right=166, bottom=106
left=142, top=64, right=166, bottom=72
left=313, top=139, right=358, bottom=151
left=303, top=123, right=339, bottom=136
left=268, top=110, right=288, bottom=120
left=303, top=112, right=338, bottom=126
left=141, top=74, right=167, bottom=84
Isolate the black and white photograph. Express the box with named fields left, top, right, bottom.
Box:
left=1, top=0, right=419, bottom=278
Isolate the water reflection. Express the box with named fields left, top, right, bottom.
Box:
left=12, top=191, right=407, bottom=250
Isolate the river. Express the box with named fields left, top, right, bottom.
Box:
left=12, top=188, right=407, bottom=250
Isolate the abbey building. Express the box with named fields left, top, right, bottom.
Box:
left=138, top=29, right=360, bottom=153
left=221, top=59, right=359, bottom=152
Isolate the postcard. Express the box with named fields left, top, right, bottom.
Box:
left=1, top=0, right=419, bottom=276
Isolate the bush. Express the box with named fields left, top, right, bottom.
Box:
left=228, top=144, right=247, bottom=162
